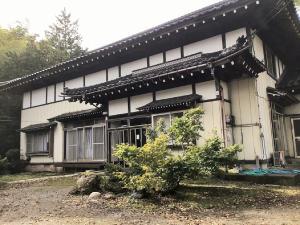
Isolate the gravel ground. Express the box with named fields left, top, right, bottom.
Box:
left=0, top=176, right=300, bottom=225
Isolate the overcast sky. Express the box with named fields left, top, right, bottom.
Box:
left=0, top=0, right=221, bottom=50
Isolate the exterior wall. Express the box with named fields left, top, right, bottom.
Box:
left=85, top=70, right=106, bottom=86
left=229, top=77, right=262, bottom=161
left=22, top=91, right=31, bottom=108
left=108, top=66, right=119, bottom=80
left=47, top=85, right=55, bottom=103
left=225, top=28, right=247, bottom=47
left=165, top=48, right=181, bottom=61
left=283, top=94, right=300, bottom=157
left=121, top=58, right=147, bottom=76
left=149, top=53, right=164, bottom=66
left=20, top=101, right=95, bottom=163
left=183, top=35, right=223, bottom=56
left=130, top=93, right=153, bottom=113
left=31, top=87, right=46, bottom=107
left=156, top=85, right=192, bottom=100
left=108, top=98, right=128, bottom=116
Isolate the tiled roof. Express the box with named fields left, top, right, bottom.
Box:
left=49, top=108, right=103, bottom=122
left=19, top=122, right=57, bottom=133
left=137, top=94, right=202, bottom=112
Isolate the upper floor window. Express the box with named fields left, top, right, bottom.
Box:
left=264, top=45, right=276, bottom=77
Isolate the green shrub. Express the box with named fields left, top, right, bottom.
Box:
left=185, top=136, right=242, bottom=176
left=114, top=134, right=186, bottom=194
left=0, top=157, right=8, bottom=175
left=5, top=149, right=20, bottom=162
left=100, top=164, right=126, bottom=193
left=4, top=149, right=28, bottom=174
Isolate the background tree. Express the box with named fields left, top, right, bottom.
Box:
left=45, top=8, right=86, bottom=62
left=0, top=9, right=86, bottom=157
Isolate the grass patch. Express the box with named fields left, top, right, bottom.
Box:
left=0, top=172, right=59, bottom=183
left=42, top=176, right=77, bottom=187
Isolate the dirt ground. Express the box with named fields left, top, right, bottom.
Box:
left=0, top=177, right=300, bottom=225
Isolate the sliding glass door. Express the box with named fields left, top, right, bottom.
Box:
left=66, top=125, right=106, bottom=162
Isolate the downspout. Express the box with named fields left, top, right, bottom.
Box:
left=208, top=63, right=227, bottom=146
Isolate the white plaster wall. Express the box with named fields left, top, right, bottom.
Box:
left=23, top=91, right=31, bottom=108
left=65, top=77, right=83, bottom=89
left=156, top=85, right=192, bottom=100
left=225, top=28, right=247, bottom=47
left=149, top=53, right=163, bottom=66
left=31, top=87, right=46, bottom=107
left=195, top=81, right=216, bottom=100
left=20, top=101, right=95, bottom=163
left=130, top=93, right=153, bottom=113
left=229, top=77, right=262, bottom=161
left=47, top=85, right=55, bottom=103
left=55, top=82, right=64, bottom=101
left=165, top=48, right=181, bottom=61
left=197, top=101, right=223, bottom=145
left=108, top=98, right=128, bottom=116
left=121, top=58, right=147, bottom=76
left=85, top=70, right=106, bottom=86
left=252, top=34, right=265, bottom=62
left=183, top=35, right=223, bottom=56
left=108, top=66, right=119, bottom=80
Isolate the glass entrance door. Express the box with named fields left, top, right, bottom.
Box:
left=292, top=118, right=300, bottom=158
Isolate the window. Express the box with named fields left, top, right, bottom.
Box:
left=26, top=131, right=49, bottom=153
left=152, top=111, right=184, bottom=147
left=152, top=111, right=183, bottom=130
left=264, top=45, right=276, bottom=77
left=66, top=125, right=105, bottom=161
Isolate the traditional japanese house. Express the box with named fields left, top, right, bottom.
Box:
left=0, top=0, right=299, bottom=171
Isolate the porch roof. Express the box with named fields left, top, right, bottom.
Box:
left=137, top=94, right=202, bottom=112
left=19, top=122, right=57, bottom=133
left=63, top=39, right=265, bottom=105
left=267, top=87, right=299, bottom=107
left=49, top=108, right=103, bottom=122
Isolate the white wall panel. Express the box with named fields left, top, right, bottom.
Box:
left=47, top=85, right=55, bottom=103
left=165, top=48, right=181, bottom=61
left=130, top=93, right=153, bottom=113
left=23, top=92, right=31, bottom=109
left=156, top=85, right=192, bottom=100
left=184, top=35, right=223, bottom=56
left=108, top=66, right=119, bottom=81
left=108, top=98, right=128, bottom=116
left=121, top=58, right=147, bottom=76
left=65, top=77, right=83, bottom=89
left=225, top=28, right=247, bottom=47
left=55, top=82, right=64, bottom=101
left=85, top=70, right=106, bottom=86
left=20, top=101, right=95, bottom=162
left=195, top=81, right=216, bottom=100
left=31, top=87, right=46, bottom=107
left=253, top=35, right=265, bottom=62
left=149, top=53, right=163, bottom=66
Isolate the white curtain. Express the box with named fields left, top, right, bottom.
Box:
left=84, top=128, right=93, bottom=160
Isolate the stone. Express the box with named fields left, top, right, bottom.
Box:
left=69, top=173, right=100, bottom=195
left=130, top=191, right=144, bottom=199
left=88, top=192, right=101, bottom=200
left=103, top=193, right=115, bottom=200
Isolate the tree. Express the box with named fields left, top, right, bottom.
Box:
left=45, top=8, right=86, bottom=62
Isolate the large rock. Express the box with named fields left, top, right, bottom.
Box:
left=88, top=192, right=101, bottom=201
left=70, top=173, right=100, bottom=195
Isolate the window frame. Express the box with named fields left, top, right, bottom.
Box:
left=26, top=131, right=50, bottom=154
left=65, top=123, right=106, bottom=161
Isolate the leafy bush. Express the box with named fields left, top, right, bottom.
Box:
left=0, top=157, right=8, bottom=175
left=185, top=136, right=242, bottom=176
left=5, top=149, right=20, bottom=162
left=3, top=149, right=28, bottom=174
left=109, top=107, right=242, bottom=196
left=100, top=164, right=126, bottom=193
left=169, top=107, right=204, bottom=149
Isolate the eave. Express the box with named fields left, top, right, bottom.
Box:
left=1, top=0, right=292, bottom=93
left=63, top=40, right=265, bottom=106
